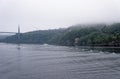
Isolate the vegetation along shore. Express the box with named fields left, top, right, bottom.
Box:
left=1, top=23, right=120, bottom=46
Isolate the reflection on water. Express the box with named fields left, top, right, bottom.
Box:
left=17, top=44, right=21, bottom=50
left=0, top=43, right=120, bottom=79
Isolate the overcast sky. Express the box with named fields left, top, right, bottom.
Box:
left=0, top=0, right=120, bottom=32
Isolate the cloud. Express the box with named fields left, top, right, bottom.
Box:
left=0, top=0, right=120, bottom=32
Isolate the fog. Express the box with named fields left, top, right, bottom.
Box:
left=0, top=0, right=120, bottom=32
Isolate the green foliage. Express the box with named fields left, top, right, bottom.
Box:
left=3, top=23, right=120, bottom=46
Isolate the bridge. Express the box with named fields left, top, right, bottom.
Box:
left=0, top=26, right=21, bottom=40
left=0, top=32, right=17, bottom=34
left=0, top=32, right=17, bottom=35
left=0, top=32, right=17, bottom=33
left=0, top=26, right=20, bottom=35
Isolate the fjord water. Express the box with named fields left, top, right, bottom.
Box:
left=0, top=43, right=120, bottom=79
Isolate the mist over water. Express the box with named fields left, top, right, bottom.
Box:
left=0, top=43, right=120, bottom=79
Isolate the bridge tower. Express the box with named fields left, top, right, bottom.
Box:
left=17, top=25, right=21, bottom=43
left=18, top=25, right=20, bottom=34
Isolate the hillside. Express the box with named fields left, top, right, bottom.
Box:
left=3, top=29, right=66, bottom=45
left=3, top=23, right=120, bottom=46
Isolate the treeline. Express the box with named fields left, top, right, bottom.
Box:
left=3, top=23, right=120, bottom=46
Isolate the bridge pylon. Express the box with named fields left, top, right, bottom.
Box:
left=17, top=25, right=21, bottom=43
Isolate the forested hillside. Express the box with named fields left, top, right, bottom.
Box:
left=3, top=23, right=120, bottom=46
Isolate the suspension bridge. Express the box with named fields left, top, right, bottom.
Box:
left=0, top=32, right=16, bottom=35
left=0, top=25, right=20, bottom=35
left=0, top=26, right=20, bottom=40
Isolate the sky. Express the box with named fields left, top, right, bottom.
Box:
left=0, top=0, right=120, bottom=32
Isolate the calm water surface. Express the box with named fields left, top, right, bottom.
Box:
left=0, top=43, right=120, bottom=79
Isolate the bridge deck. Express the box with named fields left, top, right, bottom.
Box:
left=0, top=32, right=17, bottom=34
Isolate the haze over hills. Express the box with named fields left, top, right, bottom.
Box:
left=0, top=33, right=15, bottom=41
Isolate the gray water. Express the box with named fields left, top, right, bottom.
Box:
left=0, top=43, right=120, bottom=79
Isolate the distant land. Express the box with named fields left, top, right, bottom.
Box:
left=0, top=33, right=15, bottom=42
left=1, top=23, right=120, bottom=46
left=0, top=35, right=9, bottom=40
